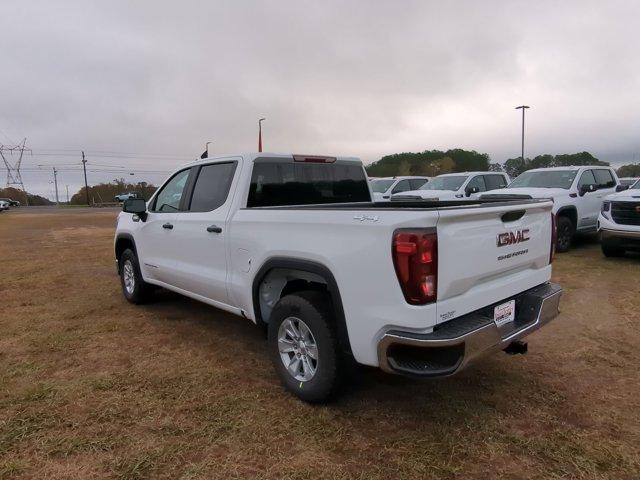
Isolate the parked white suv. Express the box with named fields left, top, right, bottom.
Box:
left=391, top=172, right=510, bottom=201
left=0, top=200, right=9, bottom=211
left=115, top=153, right=561, bottom=402
left=599, top=178, right=640, bottom=256
left=483, top=166, right=623, bottom=252
left=369, top=176, right=429, bottom=201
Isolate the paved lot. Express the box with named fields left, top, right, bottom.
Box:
left=0, top=210, right=638, bottom=479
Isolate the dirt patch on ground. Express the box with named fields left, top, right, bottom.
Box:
left=1, top=210, right=639, bottom=479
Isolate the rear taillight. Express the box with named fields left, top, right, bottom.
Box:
left=392, top=229, right=438, bottom=305
left=549, top=213, right=556, bottom=264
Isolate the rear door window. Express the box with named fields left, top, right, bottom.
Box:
left=484, top=174, right=508, bottom=190
left=188, top=162, right=237, bottom=212
left=593, top=169, right=616, bottom=189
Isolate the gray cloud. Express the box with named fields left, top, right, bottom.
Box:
left=1, top=0, right=639, bottom=197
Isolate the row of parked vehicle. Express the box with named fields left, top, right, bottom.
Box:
left=369, top=168, right=640, bottom=257
left=0, top=197, right=20, bottom=211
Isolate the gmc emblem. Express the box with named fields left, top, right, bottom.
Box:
left=497, top=229, right=530, bottom=247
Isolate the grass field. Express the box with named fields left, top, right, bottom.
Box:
left=1, top=209, right=639, bottom=479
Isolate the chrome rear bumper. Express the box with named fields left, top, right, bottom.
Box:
left=377, top=282, right=562, bottom=377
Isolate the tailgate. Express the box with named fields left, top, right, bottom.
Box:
left=435, top=200, right=553, bottom=323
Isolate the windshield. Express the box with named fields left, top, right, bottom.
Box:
left=419, top=175, right=467, bottom=191
left=631, top=179, right=640, bottom=189
left=508, top=170, right=578, bottom=189
left=370, top=179, right=395, bottom=193
left=620, top=178, right=638, bottom=187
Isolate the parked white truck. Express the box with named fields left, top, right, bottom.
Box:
left=114, top=153, right=562, bottom=402
left=369, top=176, right=430, bottom=201
left=483, top=166, right=623, bottom=252
left=599, top=178, right=640, bottom=257
left=391, top=171, right=510, bottom=201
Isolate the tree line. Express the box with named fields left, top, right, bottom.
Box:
left=365, top=149, right=490, bottom=177
left=70, top=178, right=158, bottom=205
left=0, top=187, right=53, bottom=205
left=366, top=148, right=640, bottom=179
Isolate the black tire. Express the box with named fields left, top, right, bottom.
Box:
left=119, top=248, right=153, bottom=304
left=601, top=239, right=625, bottom=258
left=268, top=291, right=343, bottom=403
left=555, top=215, right=574, bottom=253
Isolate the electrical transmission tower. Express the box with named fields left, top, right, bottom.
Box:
left=1, top=138, right=30, bottom=205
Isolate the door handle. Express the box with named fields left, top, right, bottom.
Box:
left=162, top=223, right=174, bottom=229
left=206, top=225, right=222, bottom=233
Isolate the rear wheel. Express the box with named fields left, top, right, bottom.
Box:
left=268, top=291, right=343, bottom=403
left=119, top=248, right=153, bottom=304
left=555, top=216, right=574, bottom=253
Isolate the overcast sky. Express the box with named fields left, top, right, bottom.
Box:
left=1, top=0, right=639, bottom=198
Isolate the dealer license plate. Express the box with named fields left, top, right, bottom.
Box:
left=494, top=300, right=516, bottom=327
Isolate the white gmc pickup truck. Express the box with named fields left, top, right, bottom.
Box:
left=114, top=153, right=562, bottom=402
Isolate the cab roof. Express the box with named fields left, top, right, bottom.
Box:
left=437, top=171, right=505, bottom=177
left=185, top=152, right=362, bottom=168
left=524, top=166, right=612, bottom=173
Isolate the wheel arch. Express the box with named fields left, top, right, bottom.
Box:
left=556, top=205, right=577, bottom=228
left=252, top=257, right=352, bottom=356
left=114, top=233, right=137, bottom=274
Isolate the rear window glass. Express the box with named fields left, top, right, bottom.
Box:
left=248, top=161, right=370, bottom=207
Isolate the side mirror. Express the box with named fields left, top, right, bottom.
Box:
left=616, top=184, right=629, bottom=192
left=465, top=186, right=480, bottom=197
left=123, top=198, right=147, bottom=221
left=579, top=184, right=596, bottom=196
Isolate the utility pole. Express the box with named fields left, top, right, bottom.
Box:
left=66, top=185, right=69, bottom=203
left=81, top=151, right=90, bottom=205
left=52, top=167, right=59, bottom=206
left=258, top=117, right=266, bottom=152
left=515, top=105, right=530, bottom=161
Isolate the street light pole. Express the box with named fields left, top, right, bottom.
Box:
left=515, top=105, right=530, bottom=161
left=52, top=167, right=59, bottom=206
left=258, top=117, right=266, bottom=152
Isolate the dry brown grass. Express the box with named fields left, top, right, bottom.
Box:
left=1, top=208, right=639, bottom=479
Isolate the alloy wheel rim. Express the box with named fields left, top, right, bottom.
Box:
left=277, top=317, right=318, bottom=382
left=123, top=260, right=135, bottom=295
left=559, top=225, right=571, bottom=249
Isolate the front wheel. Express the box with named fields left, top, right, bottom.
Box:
left=555, top=216, right=574, bottom=253
left=119, top=248, right=153, bottom=304
left=268, top=291, right=343, bottom=403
